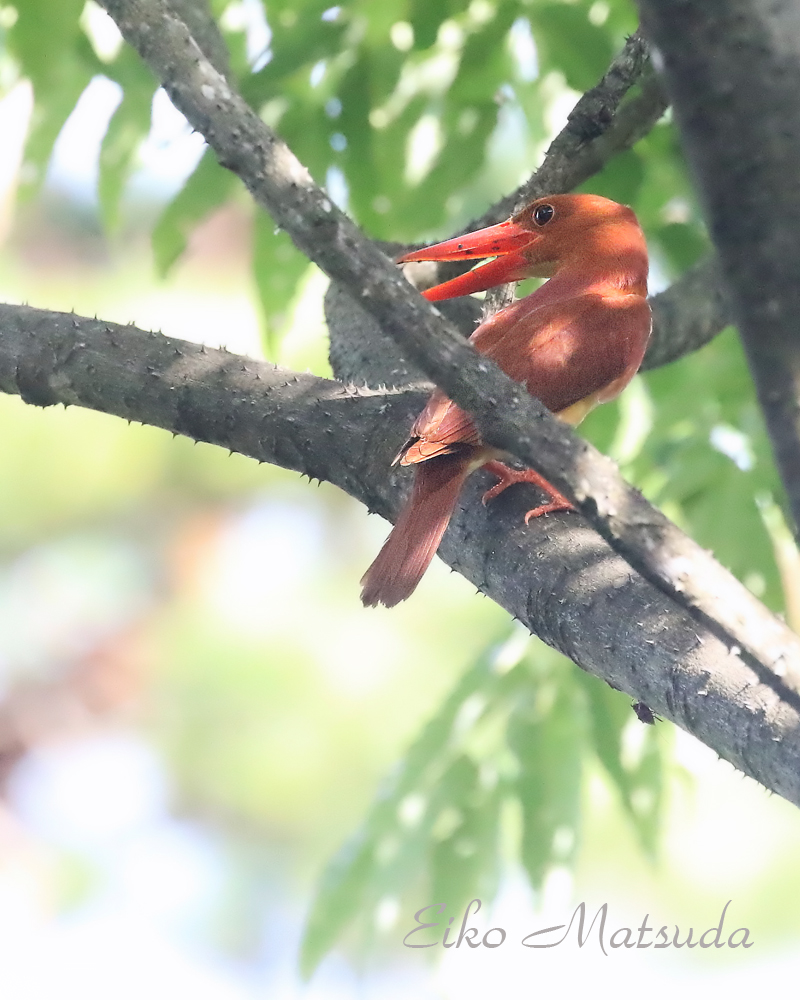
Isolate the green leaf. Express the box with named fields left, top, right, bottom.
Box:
left=578, top=148, right=645, bottom=208
left=9, top=0, right=84, bottom=84
left=408, top=0, right=457, bottom=51
left=638, top=329, right=783, bottom=610
left=507, top=666, right=585, bottom=888
left=9, top=0, right=94, bottom=191
left=152, top=149, right=238, bottom=276
left=429, top=757, right=501, bottom=919
left=300, top=634, right=518, bottom=977
left=573, top=668, right=664, bottom=856
left=530, top=3, right=614, bottom=93
left=655, top=221, right=710, bottom=272
left=252, top=211, right=311, bottom=358
left=395, top=7, right=519, bottom=233
left=627, top=120, right=704, bottom=247
left=242, top=0, right=348, bottom=103
left=98, top=50, right=157, bottom=232
left=334, top=53, right=380, bottom=227
left=363, top=93, right=428, bottom=236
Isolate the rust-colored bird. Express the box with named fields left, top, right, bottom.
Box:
left=360, top=193, right=651, bottom=607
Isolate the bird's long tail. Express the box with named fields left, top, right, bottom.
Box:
left=360, top=454, right=472, bottom=607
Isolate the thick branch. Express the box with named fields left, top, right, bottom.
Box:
left=165, top=0, right=228, bottom=76
left=639, top=0, right=800, bottom=537
left=2, top=302, right=800, bottom=805
left=99, top=0, right=800, bottom=703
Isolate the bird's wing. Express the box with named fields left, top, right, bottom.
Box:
left=398, top=292, right=651, bottom=467
left=472, top=291, right=651, bottom=414
left=397, top=389, right=482, bottom=465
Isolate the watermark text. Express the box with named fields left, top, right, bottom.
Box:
left=403, top=899, right=753, bottom=953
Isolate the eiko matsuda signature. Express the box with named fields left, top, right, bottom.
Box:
left=403, top=899, right=753, bottom=954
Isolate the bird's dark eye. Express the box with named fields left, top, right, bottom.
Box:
left=533, top=204, right=554, bottom=226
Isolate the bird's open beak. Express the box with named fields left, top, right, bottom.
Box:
left=397, top=218, right=537, bottom=301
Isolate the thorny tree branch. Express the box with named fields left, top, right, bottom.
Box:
left=2, top=304, right=800, bottom=806
left=0, top=2, right=791, bottom=802
left=94, top=0, right=792, bottom=658
left=66, top=0, right=800, bottom=795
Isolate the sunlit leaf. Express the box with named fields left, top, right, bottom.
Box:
left=573, top=668, right=664, bottom=856
left=242, top=0, right=348, bottom=102
left=507, top=664, right=585, bottom=888
left=8, top=0, right=95, bottom=190
left=429, top=757, right=502, bottom=918
left=300, top=633, right=520, bottom=976
left=252, top=210, right=311, bottom=357
left=98, top=49, right=157, bottom=232
left=530, top=3, right=614, bottom=92
left=152, top=149, right=238, bottom=276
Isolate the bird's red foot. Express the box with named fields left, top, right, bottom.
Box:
left=481, top=460, right=574, bottom=522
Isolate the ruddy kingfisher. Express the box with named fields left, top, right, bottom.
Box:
left=361, top=194, right=651, bottom=607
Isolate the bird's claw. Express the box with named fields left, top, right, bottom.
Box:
left=481, top=460, right=574, bottom=521
left=523, top=500, right=575, bottom=523
left=481, top=480, right=509, bottom=506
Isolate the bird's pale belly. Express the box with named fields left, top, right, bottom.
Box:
left=555, top=392, right=601, bottom=427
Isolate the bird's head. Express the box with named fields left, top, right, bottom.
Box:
left=397, top=194, right=646, bottom=301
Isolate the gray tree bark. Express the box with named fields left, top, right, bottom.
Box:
left=639, top=0, right=800, bottom=538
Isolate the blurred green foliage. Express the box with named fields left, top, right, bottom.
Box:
left=300, top=633, right=663, bottom=974
left=0, top=0, right=795, bottom=978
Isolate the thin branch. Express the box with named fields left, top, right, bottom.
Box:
left=2, top=302, right=800, bottom=805
left=97, top=0, right=800, bottom=700
left=473, top=30, right=668, bottom=228
left=643, top=254, right=730, bottom=370
left=396, top=30, right=669, bottom=290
